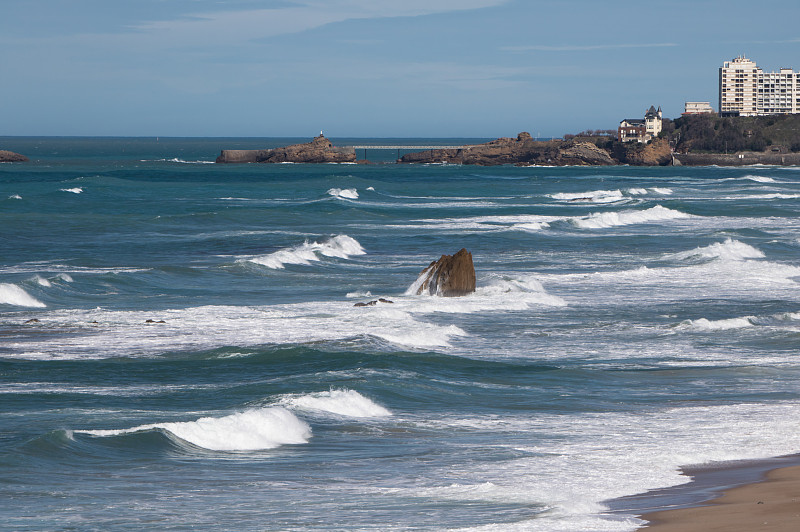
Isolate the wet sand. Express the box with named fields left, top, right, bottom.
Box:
left=637, top=464, right=800, bottom=531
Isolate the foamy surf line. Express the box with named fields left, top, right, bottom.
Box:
left=243, top=235, right=365, bottom=269
left=76, top=407, right=311, bottom=451
left=2, top=301, right=468, bottom=359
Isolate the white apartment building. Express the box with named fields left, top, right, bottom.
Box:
left=719, top=56, right=800, bottom=116
left=683, top=102, right=714, bottom=115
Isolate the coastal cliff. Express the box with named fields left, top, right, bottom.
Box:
left=216, top=135, right=355, bottom=164
left=399, top=133, right=617, bottom=166
left=0, top=150, right=29, bottom=162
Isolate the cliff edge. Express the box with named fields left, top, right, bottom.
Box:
left=216, top=136, right=356, bottom=164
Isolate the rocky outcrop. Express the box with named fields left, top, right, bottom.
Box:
left=412, top=248, right=476, bottom=297
left=557, top=141, right=616, bottom=166
left=0, top=150, right=29, bottom=162
left=613, top=138, right=673, bottom=166
left=398, top=133, right=615, bottom=166
left=216, top=135, right=356, bottom=164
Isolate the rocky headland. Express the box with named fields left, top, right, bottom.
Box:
left=397, top=133, right=671, bottom=166
left=216, top=135, right=355, bottom=164
left=0, top=150, right=29, bottom=162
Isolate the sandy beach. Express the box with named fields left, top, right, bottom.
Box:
left=638, top=465, right=800, bottom=531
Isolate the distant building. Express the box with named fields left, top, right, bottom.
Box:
left=683, top=102, right=715, bottom=115
left=719, top=56, right=800, bottom=116
left=618, top=106, right=662, bottom=143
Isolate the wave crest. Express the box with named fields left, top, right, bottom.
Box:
left=573, top=205, right=690, bottom=229
left=78, top=407, right=311, bottom=451
left=283, top=389, right=391, bottom=418
left=0, top=283, right=46, bottom=307
left=245, top=235, right=366, bottom=269
left=668, top=238, right=765, bottom=262
left=327, top=188, right=359, bottom=200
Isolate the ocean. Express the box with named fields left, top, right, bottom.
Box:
left=2, top=136, right=800, bottom=531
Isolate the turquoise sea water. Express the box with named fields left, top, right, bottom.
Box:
left=2, top=137, right=800, bottom=531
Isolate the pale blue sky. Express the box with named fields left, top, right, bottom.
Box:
left=3, top=0, right=799, bottom=137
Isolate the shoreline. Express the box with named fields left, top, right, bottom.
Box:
left=606, top=454, right=800, bottom=530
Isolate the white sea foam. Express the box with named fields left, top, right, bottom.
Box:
left=78, top=407, right=311, bottom=451
left=33, top=275, right=52, bottom=287
left=246, top=235, right=365, bottom=269
left=327, top=188, right=359, bottom=199
left=678, top=316, right=755, bottom=331
left=9, top=194, right=22, bottom=200
left=390, top=401, right=800, bottom=531
left=667, top=238, right=765, bottom=262
left=0, top=283, right=46, bottom=307
left=60, top=187, right=83, bottom=194
left=282, top=389, right=391, bottom=418
left=551, top=189, right=625, bottom=204
left=168, top=158, right=215, bottom=164
left=3, top=299, right=469, bottom=359
left=626, top=188, right=648, bottom=195
left=57, top=273, right=74, bottom=282
left=650, top=187, right=673, bottom=195
left=572, top=205, right=691, bottom=229
left=366, top=186, right=375, bottom=191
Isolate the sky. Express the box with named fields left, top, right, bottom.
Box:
left=3, top=0, right=800, bottom=138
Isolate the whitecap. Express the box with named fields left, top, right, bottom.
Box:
left=33, top=275, right=51, bottom=287
left=78, top=407, right=311, bottom=451
left=743, top=174, right=775, bottom=183
left=327, top=188, right=359, bottom=200
left=0, top=283, right=46, bottom=308
left=60, top=188, right=83, bottom=194
left=572, top=205, right=691, bottom=229
left=678, top=316, right=755, bottom=331
left=283, top=389, right=391, bottom=418
left=8, top=194, right=22, bottom=200
left=551, top=189, right=625, bottom=204
left=667, top=238, right=765, bottom=262
left=245, top=235, right=366, bottom=269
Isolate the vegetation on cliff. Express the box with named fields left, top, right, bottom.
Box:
left=663, top=114, right=800, bottom=153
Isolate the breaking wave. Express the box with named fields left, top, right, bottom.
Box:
left=0, top=283, right=46, bottom=308
left=245, top=235, right=366, bottom=269
left=282, top=389, right=391, bottom=418
left=550, top=189, right=625, bottom=204
left=77, top=407, right=311, bottom=451
left=572, top=205, right=691, bottom=229
left=667, top=238, right=765, bottom=262
left=60, top=188, right=83, bottom=194
left=678, top=316, right=755, bottom=331
left=327, top=188, right=359, bottom=200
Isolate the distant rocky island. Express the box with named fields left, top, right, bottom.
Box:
left=215, top=114, right=800, bottom=166
left=216, top=135, right=355, bottom=164
left=0, top=150, right=28, bottom=162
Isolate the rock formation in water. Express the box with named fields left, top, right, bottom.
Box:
left=216, top=135, right=356, bottom=164
left=0, top=150, right=29, bottom=162
left=413, top=248, right=476, bottom=297
left=398, top=133, right=616, bottom=166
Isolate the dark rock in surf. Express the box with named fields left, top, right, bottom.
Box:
left=354, top=298, right=394, bottom=307
left=413, top=248, right=476, bottom=297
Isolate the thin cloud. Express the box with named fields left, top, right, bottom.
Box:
left=133, top=0, right=508, bottom=45
left=502, top=43, right=679, bottom=52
